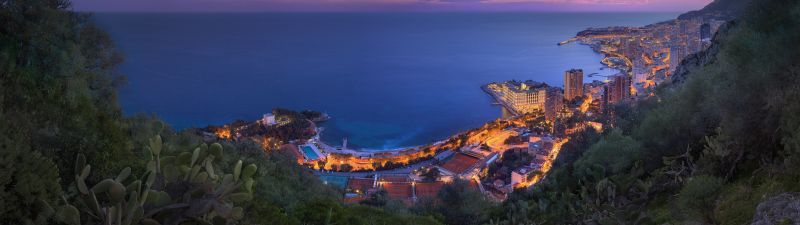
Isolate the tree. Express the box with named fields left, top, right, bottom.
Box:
left=0, top=137, right=62, bottom=224
left=1, top=0, right=133, bottom=184
left=436, top=179, right=491, bottom=225
left=422, top=168, right=441, bottom=182
left=372, top=162, right=383, bottom=170
left=361, top=189, right=389, bottom=207
left=340, top=163, right=353, bottom=172
left=573, top=129, right=642, bottom=180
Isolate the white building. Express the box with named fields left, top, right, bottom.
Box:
left=511, top=167, right=535, bottom=187
left=496, top=81, right=563, bottom=120
left=262, top=113, right=277, bottom=126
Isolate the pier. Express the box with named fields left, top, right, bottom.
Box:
left=557, top=37, right=578, bottom=46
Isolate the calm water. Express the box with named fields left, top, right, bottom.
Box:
left=94, top=13, right=677, bottom=149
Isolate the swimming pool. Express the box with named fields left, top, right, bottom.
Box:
left=319, top=175, right=348, bottom=189
left=301, top=145, right=319, bottom=161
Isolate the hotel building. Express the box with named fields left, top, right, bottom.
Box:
left=495, top=81, right=563, bottom=120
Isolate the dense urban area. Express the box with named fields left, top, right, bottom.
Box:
left=3, top=0, right=800, bottom=224
left=204, top=1, right=739, bottom=205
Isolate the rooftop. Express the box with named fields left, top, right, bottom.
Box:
left=514, top=166, right=535, bottom=175
left=347, top=178, right=375, bottom=194
left=415, top=182, right=445, bottom=199
left=504, top=81, right=550, bottom=93
left=381, top=182, right=413, bottom=200
left=440, top=153, right=481, bottom=175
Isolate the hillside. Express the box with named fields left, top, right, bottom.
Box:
left=678, top=0, right=753, bottom=20
left=0, top=1, right=442, bottom=225
left=2, top=0, right=799, bottom=224
left=491, top=0, right=800, bottom=224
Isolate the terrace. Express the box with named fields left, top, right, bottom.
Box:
left=381, top=182, right=414, bottom=205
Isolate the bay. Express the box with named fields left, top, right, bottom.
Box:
left=93, top=12, right=677, bottom=149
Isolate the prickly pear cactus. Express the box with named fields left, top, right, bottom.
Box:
left=58, top=135, right=257, bottom=225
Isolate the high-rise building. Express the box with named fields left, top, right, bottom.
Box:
left=601, top=85, right=609, bottom=113
left=669, top=44, right=688, bottom=72
left=608, top=75, right=631, bottom=104
left=543, top=87, right=563, bottom=121
left=564, top=69, right=584, bottom=101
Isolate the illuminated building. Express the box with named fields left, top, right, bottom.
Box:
left=261, top=113, right=276, bottom=126
left=544, top=88, right=563, bottom=121
left=496, top=81, right=563, bottom=120
left=564, top=69, right=584, bottom=101
left=601, top=85, right=609, bottom=112
left=608, top=75, right=631, bottom=104
left=511, top=167, right=535, bottom=187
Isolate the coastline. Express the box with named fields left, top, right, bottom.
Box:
left=480, top=84, right=521, bottom=117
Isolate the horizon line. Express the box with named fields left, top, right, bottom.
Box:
left=76, top=9, right=688, bottom=13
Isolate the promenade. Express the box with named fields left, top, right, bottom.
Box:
left=480, top=84, right=521, bottom=116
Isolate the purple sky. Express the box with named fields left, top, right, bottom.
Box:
left=72, top=0, right=713, bottom=12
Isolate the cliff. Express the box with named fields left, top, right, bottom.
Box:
left=678, top=0, right=752, bottom=20
left=669, top=20, right=737, bottom=85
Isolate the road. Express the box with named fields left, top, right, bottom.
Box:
left=313, top=158, right=436, bottom=178
left=484, top=129, right=528, bottom=151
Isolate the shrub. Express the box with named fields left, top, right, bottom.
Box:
left=0, top=138, right=62, bottom=224
left=677, top=175, right=724, bottom=223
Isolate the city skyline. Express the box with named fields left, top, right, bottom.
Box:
left=72, top=0, right=712, bottom=12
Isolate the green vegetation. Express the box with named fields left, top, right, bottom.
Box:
left=0, top=1, right=442, bottom=224
left=3, top=0, right=800, bottom=224
left=415, top=179, right=492, bottom=225
left=572, top=129, right=641, bottom=176
left=421, top=167, right=441, bottom=182
left=264, top=108, right=319, bottom=142
left=1, top=0, right=132, bottom=184
left=483, top=149, right=535, bottom=185
left=56, top=136, right=258, bottom=225
left=491, top=0, right=800, bottom=224
left=676, top=175, right=724, bottom=222
left=0, top=136, right=62, bottom=224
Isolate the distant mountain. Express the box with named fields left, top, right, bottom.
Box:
left=678, top=0, right=753, bottom=20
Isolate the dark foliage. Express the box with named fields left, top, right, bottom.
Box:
left=491, top=0, right=800, bottom=224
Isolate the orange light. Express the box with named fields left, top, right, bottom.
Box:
left=214, top=126, right=232, bottom=139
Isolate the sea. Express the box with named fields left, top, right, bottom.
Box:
left=92, top=12, right=678, bottom=150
